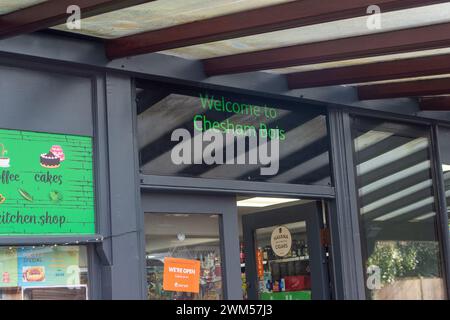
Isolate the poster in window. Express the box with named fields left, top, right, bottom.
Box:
left=0, top=128, right=95, bottom=235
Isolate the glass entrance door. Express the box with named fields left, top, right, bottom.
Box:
left=242, top=200, right=329, bottom=300
left=141, top=192, right=243, bottom=300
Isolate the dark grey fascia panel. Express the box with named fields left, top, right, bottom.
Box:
left=0, top=235, right=103, bottom=246
left=0, top=64, right=94, bottom=136
left=140, top=174, right=335, bottom=199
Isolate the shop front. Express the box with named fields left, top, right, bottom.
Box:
left=0, top=29, right=450, bottom=301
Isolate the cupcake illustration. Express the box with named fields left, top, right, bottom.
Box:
left=0, top=144, right=10, bottom=168
left=50, top=145, right=65, bottom=162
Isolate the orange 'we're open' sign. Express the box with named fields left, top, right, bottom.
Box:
left=163, top=257, right=201, bottom=293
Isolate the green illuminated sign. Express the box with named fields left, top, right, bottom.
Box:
left=0, top=129, right=95, bottom=235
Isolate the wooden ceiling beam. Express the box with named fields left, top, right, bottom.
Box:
left=419, top=96, right=450, bottom=110
left=105, top=0, right=446, bottom=60
left=287, top=54, right=450, bottom=89
left=0, top=0, right=154, bottom=40
left=357, top=78, right=450, bottom=100
left=204, top=22, right=450, bottom=76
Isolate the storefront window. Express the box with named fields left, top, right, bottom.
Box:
left=352, top=117, right=447, bottom=300
left=145, top=213, right=223, bottom=300
left=437, top=126, right=450, bottom=237
left=137, top=87, right=331, bottom=186
left=0, top=245, right=89, bottom=300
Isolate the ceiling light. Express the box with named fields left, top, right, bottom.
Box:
left=165, top=214, right=190, bottom=217
left=237, top=197, right=299, bottom=207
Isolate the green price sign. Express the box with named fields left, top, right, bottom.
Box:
left=0, top=129, right=95, bottom=235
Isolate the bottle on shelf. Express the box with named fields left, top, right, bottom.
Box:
left=303, top=243, right=309, bottom=257
left=291, top=240, right=298, bottom=258
left=240, top=242, right=245, bottom=264
left=263, top=246, right=268, bottom=261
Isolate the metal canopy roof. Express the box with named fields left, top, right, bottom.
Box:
left=1, top=0, right=450, bottom=110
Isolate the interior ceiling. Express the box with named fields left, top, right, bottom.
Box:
left=144, top=199, right=312, bottom=253
left=256, top=221, right=306, bottom=237
left=2, top=1, right=450, bottom=107
left=237, top=199, right=313, bottom=216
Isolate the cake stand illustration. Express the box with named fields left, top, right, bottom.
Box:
left=0, top=144, right=10, bottom=168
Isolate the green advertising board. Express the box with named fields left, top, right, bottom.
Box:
left=0, top=129, right=95, bottom=235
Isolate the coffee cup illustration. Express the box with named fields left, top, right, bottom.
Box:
left=0, top=144, right=10, bottom=168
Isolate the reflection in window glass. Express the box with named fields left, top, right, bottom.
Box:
left=145, top=213, right=223, bottom=300
left=437, top=127, right=450, bottom=237
left=0, top=246, right=88, bottom=300
left=352, top=117, right=447, bottom=300
left=137, top=89, right=331, bottom=186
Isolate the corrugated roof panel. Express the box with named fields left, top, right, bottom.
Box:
left=0, top=0, right=47, bottom=15
left=160, top=3, right=450, bottom=59
left=267, top=48, right=450, bottom=74
left=52, top=0, right=294, bottom=38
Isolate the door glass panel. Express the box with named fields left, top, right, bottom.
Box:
left=437, top=126, right=450, bottom=237
left=145, top=213, right=223, bottom=300
left=352, top=117, right=447, bottom=300
left=254, top=222, right=311, bottom=300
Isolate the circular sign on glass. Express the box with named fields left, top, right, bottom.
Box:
left=271, top=226, right=292, bottom=257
